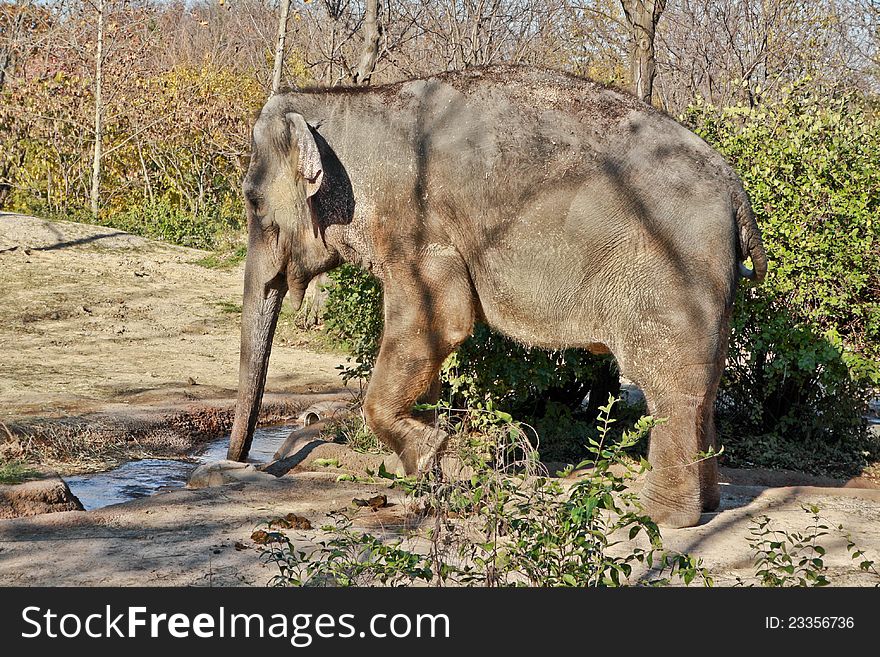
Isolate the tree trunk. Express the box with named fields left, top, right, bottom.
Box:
left=271, top=0, right=292, bottom=93
left=0, top=46, right=9, bottom=92
left=620, top=0, right=665, bottom=104
left=296, top=1, right=382, bottom=328
left=89, top=0, right=105, bottom=217
left=351, top=0, right=381, bottom=85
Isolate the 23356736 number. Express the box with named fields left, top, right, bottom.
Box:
left=792, top=617, right=853, bottom=629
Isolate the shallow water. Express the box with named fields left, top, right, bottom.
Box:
left=65, top=425, right=296, bottom=511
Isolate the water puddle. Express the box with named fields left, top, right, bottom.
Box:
left=65, top=425, right=296, bottom=510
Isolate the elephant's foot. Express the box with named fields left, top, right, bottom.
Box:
left=701, top=483, right=721, bottom=512
left=641, top=494, right=702, bottom=529
left=397, top=429, right=450, bottom=476
left=700, top=457, right=721, bottom=512
left=640, top=475, right=702, bottom=529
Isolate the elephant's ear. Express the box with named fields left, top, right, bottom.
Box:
left=287, top=112, right=323, bottom=198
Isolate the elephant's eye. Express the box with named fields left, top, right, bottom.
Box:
left=246, top=194, right=265, bottom=216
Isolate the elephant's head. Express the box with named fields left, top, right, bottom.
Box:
left=227, top=108, right=341, bottom=461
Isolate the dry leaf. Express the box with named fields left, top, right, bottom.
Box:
left=353, top=494, right=388, bottom=511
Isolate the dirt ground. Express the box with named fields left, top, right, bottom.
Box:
left=0, top=461, right=878, bottom=587
left=0, top=212, right=347, bottom=418
left=1, top=213, right=879, bottom=587
left=0, top=212, right=353, bottom=472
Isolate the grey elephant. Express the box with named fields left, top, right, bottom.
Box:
left=227, top=66, right=767, bottom=529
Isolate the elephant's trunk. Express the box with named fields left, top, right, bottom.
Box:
left=227, top=270, right=300, bottom=462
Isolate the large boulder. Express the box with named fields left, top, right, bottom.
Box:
left=0, top=476, right=84, bottom=519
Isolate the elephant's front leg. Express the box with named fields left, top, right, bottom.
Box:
left=363, top=261, right=475, bottom=474
left=363, top=347, right=451, bottom=474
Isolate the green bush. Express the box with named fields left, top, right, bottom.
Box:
left=442, top=324, right=608, bottom=418
left=685, top=84, right=880, bottom=476
left=323, top=265, right=385, bottom=383
left=98, top=198, right=236, bottom=250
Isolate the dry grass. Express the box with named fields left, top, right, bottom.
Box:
left=0, top=419, right=193, bottom=475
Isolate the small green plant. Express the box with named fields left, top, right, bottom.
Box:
left=262, top=513, right=434, bottom=587
left=0, top=459, right=41, bottom=484
left=259, top=398, right=713, bottom=587
left=321, top=415, right=389, bottom=455
left=194, top=246, right=247, bottom=270
left=741, top=503, right=880, bottom=587
left=435, top=399, right=710, bottom=587
left=744, top=504, right=833, bottom=587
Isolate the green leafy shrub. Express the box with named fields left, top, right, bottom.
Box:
left=259, top=399, right=712, bottom=587
left=99, top=199, right=232, bottom=250
left=442, top=324, right=610, bottom=418
left=323, top=265, right=385, bottom=383
left=685, top=85, right=880, bottom=476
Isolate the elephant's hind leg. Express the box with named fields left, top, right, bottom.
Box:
left=363, top=259, right=475, bottom=475
left=625, top=344, right=726, bottom=528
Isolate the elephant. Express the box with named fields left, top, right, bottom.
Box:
left=226, top=65, right=767, bottom=529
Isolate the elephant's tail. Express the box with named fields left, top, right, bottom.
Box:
left=733, top=188, right=767, bottom=282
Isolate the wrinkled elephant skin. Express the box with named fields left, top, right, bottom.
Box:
left=227, top=66, right=767, bottom=529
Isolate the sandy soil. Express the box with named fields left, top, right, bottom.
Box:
left=0, top=212, right=347, bottom=419
left=0, top=213, right=354, bottom=471
left=0, top=213, right=878, bottom=587
left=0, top=461, right=878, bottom=587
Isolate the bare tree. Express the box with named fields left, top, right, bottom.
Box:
left=351, top=0, right=380, bottom=83
left=0, top=0, right=32, bottom=90
left=563, top=1, right=629, bottom=84
left=271, top=0, right=292, bottom=93
left=89, top=0, right=105, bottom=217
left=654, top=1, right=880, bottom=113
left=620, top=0, right=665, bottom=103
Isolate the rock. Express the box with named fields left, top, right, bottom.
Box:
left=187, top=460, right=278, bottom=489
left=0, top=476, right=84, bottom=519
left=269, top=513, right=312, bottom=530
left=250, top=529, right=285, bottom=545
